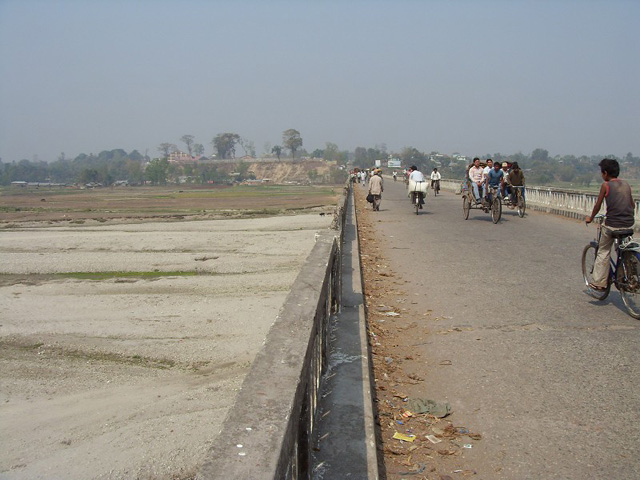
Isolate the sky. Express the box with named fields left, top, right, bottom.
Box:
left=0, top=0, right=638, bottom=163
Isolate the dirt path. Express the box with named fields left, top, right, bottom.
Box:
left=354, top=184, right=480, bottom=479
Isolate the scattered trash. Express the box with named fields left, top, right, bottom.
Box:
left=437, top=448, right=457, bottom=456
left=384, top=312, right=400, bottom=316
left=396, top=420, right=404, bottom=425
left=463, top=444, right=473, bottom=449
left=439, top=360, right=453, bottom=366
left=426, top=434, right=442, bottom=444
left=406, top=398, right=452, bottom=418
left=385, top=357, right=393, bottom=364
left=458, top=428, right=469, bottom=434
left=401, top=410, right=413, bottom=418
left=398, top=463, right=426, bottom=475
left=393, top=432, right=416, bottom=442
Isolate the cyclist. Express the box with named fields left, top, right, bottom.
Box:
left=585, top=159, right=635, bottom=291
left=408, top=165, right=426, bottom=209
left=468, top=158, right=484, bottom=204
left=430, top=168, right=441, bottom=193
left=392, top=171, right=397, bottom=182
left=508, top=162, right=525, bottom=204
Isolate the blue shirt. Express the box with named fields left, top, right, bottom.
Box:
left=487, top=169, right=504, bottom=187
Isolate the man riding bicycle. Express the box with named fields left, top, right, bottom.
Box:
left=408, top=165, right=426, bottom=209
left=430, top=168, right=441, bottom=192
left=485, top=162, right=505, bottom=201
left=585, top=159, right=635, bottom=291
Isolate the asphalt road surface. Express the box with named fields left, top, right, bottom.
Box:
left=365, top=178, right=639, bottom=479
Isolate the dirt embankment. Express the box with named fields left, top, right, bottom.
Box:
left=211, top=160, right=336, bottom=183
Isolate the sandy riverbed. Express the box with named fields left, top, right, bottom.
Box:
left=0, top=214, right=331, bottom=479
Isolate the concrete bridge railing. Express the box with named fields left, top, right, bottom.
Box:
left=197, top=183, right=351, bottom=480
left=440, top=178, right=640, bottom=226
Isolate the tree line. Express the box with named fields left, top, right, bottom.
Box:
left=1, top=138, right=638, bottom=188
left=157, top=129, right=303, bottom=161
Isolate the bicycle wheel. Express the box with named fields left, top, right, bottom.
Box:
left=581, top=244, right=611, bottom=300
left=517, top=192, right=526, bottom=218
left=619, top=251, right=640, bottom=319
left=462, top=196, right=470, bottom=220
left=415, top=194, right=420, bottom=215
left=491, top=196, right=502, bottom=224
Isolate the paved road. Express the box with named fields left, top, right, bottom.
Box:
left=365, top=178, right=639, bottom=479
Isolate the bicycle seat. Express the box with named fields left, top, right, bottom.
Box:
left=611, top=229, right=634, bottom=238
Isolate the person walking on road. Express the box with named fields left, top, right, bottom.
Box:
left=369, top=169, right=384, bottom=211
left=585, top=159, right=635, bottom=290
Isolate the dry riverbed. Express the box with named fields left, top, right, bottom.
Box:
left=0, top=212, right=332, bottom=479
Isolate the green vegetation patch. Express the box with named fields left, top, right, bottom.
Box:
left=55, top=271, right=200, bottom=280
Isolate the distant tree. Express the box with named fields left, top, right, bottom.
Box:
left=400, top=147, right=427, bottom=169
left=129, top=150, right=144, bottom=161
left=323, top=142, right=340, bottom=162
left=354, top=147, right=368, bottom=164
left=193, top=143, right=205, bottom=156
left=180, top=135, right=195, bottom=156
left=271, top=145, right=283, bottom=161
left=146, top=158, right=169, bottom=184
left=238, top=137, right=256, bottom=157
left=311, top=148, right=324, bottom=158
left=79, top=168, right=100, bottom=184
left=158, top=143, right=176, bottom=159
left=531, top=148, right=549, bottom=162
left=558, top=165, right=577, bottom=182
left=282, top=129, right=303, bottom=160
left=576, top=173, right=595, bottom=187
left=212, top=133, right=240, bottom=159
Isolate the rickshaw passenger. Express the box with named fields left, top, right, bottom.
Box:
left=468, top=157, right=484, bottom=203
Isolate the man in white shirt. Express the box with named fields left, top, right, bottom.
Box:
left=430, top=168, right=441, bottom=193
left=408, top=165, right=426, bottom=209
left=468, top=158, right=484, bottom=203
left=481, top=159, right=493, bottom=199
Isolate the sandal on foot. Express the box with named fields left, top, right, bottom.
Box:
left=588, top=283, right=606, bottom=291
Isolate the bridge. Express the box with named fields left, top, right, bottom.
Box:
left=199, top=178, right=640, bottom=479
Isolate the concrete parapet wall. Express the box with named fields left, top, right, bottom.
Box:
left=440, top=179, right=640, bottom=228
left=197, top=185, right=351, bottom=480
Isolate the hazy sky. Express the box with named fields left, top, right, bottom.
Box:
left=0, top=0, right=638, bottom=163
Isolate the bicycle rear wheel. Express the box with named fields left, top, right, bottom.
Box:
left=517, top=192, right=526, bottom=218
left=462, top=196, right=470, bottom=219
left=581, top=244, right=611, bottom=300
left=619, top=251, right=640, bottom=319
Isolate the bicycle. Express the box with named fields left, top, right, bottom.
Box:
left=410, top=182, right=426, bottom=215
left=505, top=185, right=526, bottom=218
left=431, top=179, right=440, bottom=196
left=582, top=214, right=640, bottom=319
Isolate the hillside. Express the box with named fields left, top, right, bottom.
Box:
left=217, top=160, right=337, bottom=184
